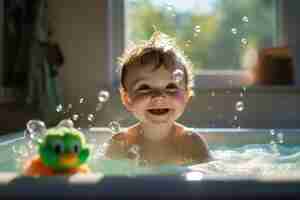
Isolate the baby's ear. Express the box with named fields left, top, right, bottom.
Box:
left=186, top=88, right=194, bottom=100
left=119, top=88, right=132, bottom=111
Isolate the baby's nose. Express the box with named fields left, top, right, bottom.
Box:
left=150, top=90, right=166, bottom=100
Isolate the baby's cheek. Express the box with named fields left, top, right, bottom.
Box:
left=130, top=94, right=149, bottom=106
left=170, top=91, right=186, bottom=103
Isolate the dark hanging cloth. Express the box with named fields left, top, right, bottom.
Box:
left=2, top=0, right=39, bottom=89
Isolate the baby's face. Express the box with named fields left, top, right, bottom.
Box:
left=122, top=64, right=190, bottom=125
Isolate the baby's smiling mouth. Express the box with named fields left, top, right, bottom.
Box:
left=147, top=108, right=170, bottom=115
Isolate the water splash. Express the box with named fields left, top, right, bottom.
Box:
left=26, top=120, right=47, bottom=143
left=57, top=119, right=74, bottom=128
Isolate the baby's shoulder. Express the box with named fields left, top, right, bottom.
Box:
left=109, top=127, right=140, bottom=145
left=180, top=128, right=207, bottom=144
left=176, top=128, right=211, bottom=162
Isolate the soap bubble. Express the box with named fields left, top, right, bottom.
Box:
left=172, top=69, right=185, bottom=83
left=26, top=120, right=47, bottom=142
left=108, top=121, right=121, bottom=133
left=57, top=119, right=74, bottom=128
left=56, top=104, right=63, bottom=112
left=98, top=90, right=110, bottom=103
left=231, top=28, right=238, bottom=34
left=235, top=101, right=245, bottom=112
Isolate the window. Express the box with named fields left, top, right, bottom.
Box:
left=124, top=0, right=280, bottom=88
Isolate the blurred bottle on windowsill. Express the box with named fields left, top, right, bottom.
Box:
left=246, top=47, right=295, bottom=86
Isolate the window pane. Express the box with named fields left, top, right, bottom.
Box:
left=125, top=0, right=277, bottom=71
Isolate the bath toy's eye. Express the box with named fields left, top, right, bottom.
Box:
left=70, top=140, right=81, bottom=154
left=73, top=144, right=80, bottom=154
left=51, top=140, right=64, bottom=154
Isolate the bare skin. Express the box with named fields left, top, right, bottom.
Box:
left=105, top=64, right=211, bottom=165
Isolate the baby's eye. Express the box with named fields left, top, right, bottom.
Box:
left=166, top=83, right=179, bottom=92
left=136, top=84, right=151, bottom=93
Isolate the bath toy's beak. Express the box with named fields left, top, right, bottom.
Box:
left=59, top=153, right=78, bottom=166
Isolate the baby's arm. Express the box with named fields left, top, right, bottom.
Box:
left=105, top=133, right=128, bottom=159
left=183, top=131, right=212, bottom=163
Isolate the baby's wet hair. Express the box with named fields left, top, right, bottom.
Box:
left=117, top=31, right=194, bottom=92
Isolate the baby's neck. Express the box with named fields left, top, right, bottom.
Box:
left=139, top=122, right=175, bottom=142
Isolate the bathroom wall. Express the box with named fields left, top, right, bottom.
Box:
left=48, top=0, right=112, bottom=114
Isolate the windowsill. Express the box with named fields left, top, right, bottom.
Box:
left=194, top=70, right=298, bottom=92
left=194, top=70, right=251, bottom=89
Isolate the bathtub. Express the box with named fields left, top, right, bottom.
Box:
left=0, top=128, right=300, bottom=199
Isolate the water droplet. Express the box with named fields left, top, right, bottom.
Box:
left=270, top=129, right=275, bottom=136
left=172, top=69, right=184, bottom=83
left=98, top=90, right=110, bottom=103
left=57, top=119, right=74, bottom=128
left=277, top=132, right=284, bottom=144
left=240, top=92, right=244, bottom=97
left=67, top=104, right=73, bottom=110
left=241, top=38, right=248, bottom=45
left=235, top=101, right=245, bottom=112
left=56, top=104, right=63, bottom=112
left=129, top=145, right=140, bottom=155
left=72, top=114, right=79, bottom=121
left=108, top=121, right=121, bottom=133
left=87, top=114, right=95, bottom=122
left=194, top=25, right=201, bottom=33
left=242, top=86, right=247, bottom=92
left=211, top=91, right=215, bottom=97
left=242, top=16, right=249, bottom=23
left=79, top=97, right=85, bottom=104
left=185, top=40, right=192, bottom=47
left=166, top=3, right=174, bottom=11
left=96, top=103, right=103, bottom=111
left=231, top=28, right=238, bottom=34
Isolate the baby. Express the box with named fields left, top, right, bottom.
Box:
left=105, top=32, right=211, bottom=165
